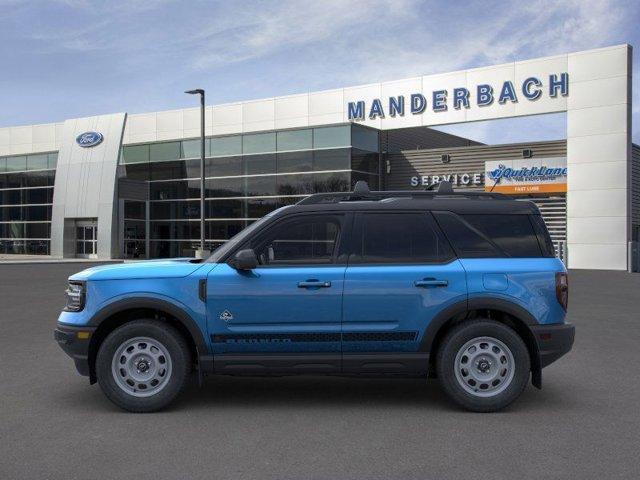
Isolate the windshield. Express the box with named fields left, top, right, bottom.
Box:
left=206, top=207, right=288, bottom=263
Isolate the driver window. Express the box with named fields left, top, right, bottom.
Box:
left=251, top=215, right=341, bottom=266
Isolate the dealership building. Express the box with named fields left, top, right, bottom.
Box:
left=0, top=44, right=637, bottom=270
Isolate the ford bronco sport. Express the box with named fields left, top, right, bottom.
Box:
left=55, top=181, right=574, bottom=412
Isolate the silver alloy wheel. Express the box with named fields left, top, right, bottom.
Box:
left=454, top=336, right=515, bottom=397
left=111, top=336, right=173, bottom=398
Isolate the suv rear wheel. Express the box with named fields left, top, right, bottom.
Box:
left=436, top=319, right=530, bottom=412
left=96, top=320, right=190, bottom=412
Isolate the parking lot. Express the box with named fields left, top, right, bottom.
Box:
left=1, top=263, right=639, bottom=479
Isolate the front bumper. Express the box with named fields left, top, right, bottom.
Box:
left=54, top=324, right=96, bottom=377
left=531, top=322, right=575, bottom=368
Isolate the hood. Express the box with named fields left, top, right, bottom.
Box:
left=69, top=258, right=207, bottom=281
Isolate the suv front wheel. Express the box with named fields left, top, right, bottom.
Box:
left=96, top=320, right=190, bottom=412
left=436, top=319, right=530, bottom=412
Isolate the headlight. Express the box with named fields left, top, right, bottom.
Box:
left=64, top=281, right=86, bottom=312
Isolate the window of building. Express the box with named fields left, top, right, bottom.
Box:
left=250, top=215, right=342, bottom=265
left=124, top=201, right=146, bottom=220
left=352, top=125, right=379, bottom=152
left=245, top=175, right=276, bottom=197
left=276, top=174, right=314, bottom=196
left=122, top=145, right=150, bottom=164
left=352, top=212, right=453, bottom=264
left=312, top=172, right=350, bottom=193
left=206, top=156, right=243, bottom=177
left=150, top=142, right=181, bottom=162
left=27, top=154, right=49, bottom=171
left=181, top=139, right=211, bottom=159
left=313, top=126, right=350, bottom=149
left=277, top=151, right=313, bottom=173
left=313, top=149, right=350, bottom=171
left=48, top=153, right=58, bottom=169
left=5, top=156, right=27, bottom=172
left=277, top=129, right=312, bottom=151
left=351, top=149, right=379, bottom=174
left=243, top=133, right=276, bottom=154
left=206, top=177, right=245, bottom=198
left=211, top=136, right=242, bottom=157
left=244, top=154, right=276, bottom=175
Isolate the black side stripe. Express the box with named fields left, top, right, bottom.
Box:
left=211, top=332, right=418, bottom=343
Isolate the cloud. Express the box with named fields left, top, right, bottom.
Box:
left=1, top=0, right=638, bottom=142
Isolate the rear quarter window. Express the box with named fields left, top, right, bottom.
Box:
left=434, top=212, right=546, bottom=258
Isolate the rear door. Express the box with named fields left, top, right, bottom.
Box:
left=341, top=211, right=467, bottom=374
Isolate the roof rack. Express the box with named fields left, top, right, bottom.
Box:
left=297, top=180, right=508, bottom=205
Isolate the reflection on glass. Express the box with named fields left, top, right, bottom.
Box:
left=277, top=151, right=312, bottom=173
left=277, top=129, right=312, bottom=151
left=243, top=133, right=276, bottom=154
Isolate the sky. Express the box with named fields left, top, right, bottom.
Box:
left=0, top=0, right=638, bottom=144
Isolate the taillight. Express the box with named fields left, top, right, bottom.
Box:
left=555, top=272, right=568, bottom=311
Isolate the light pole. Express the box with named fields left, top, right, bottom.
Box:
left=185, top=88, right=208, bottom=259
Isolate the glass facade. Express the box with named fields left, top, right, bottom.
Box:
left=120, top=124, right=380, bottom=258
left=0, top=152, right=57, bottom=254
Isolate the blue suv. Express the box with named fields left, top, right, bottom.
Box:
left=55, top=182, right=574, bottom=412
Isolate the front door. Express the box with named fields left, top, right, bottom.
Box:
left=75, top=221, right=98, bottom=258
left=341, top=211, right=467, bottom=374
left=207, top=213, right=347, bottom=373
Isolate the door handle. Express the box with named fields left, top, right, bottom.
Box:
left=298, top=280, right=332, bottom=288
left=414, top=278, right=448, bottom=288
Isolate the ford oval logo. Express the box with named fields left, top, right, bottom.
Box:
left=76, top=131, right=103, bottom=148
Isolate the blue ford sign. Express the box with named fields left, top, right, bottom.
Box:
left=76, top=131, right=103, bottom=148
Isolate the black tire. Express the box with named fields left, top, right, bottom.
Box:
left=96, top=319, right=191, bottom=413
left=436, top=319, right=530, bottom=412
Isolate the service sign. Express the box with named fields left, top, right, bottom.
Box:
left=485, top=157, right=567, bottom=194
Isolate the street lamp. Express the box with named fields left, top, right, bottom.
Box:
left=185, top=88, right=208, bottom=259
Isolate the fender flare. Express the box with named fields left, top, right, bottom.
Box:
left=88, top=297, right=209, bottom=356
left=419, top=296, right=542, bottom=387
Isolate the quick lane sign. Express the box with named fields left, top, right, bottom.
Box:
left=485, top=157, right=567, bottom=194
left=348, top=73, right=569, bottom=120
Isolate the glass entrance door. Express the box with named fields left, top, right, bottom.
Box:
left=76, top=222, right=98, bottom=258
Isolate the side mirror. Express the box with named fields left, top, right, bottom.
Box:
left=231, top=249, right=258, bottom=270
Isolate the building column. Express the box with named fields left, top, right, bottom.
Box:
left=566, top=44, right=632, bottom=270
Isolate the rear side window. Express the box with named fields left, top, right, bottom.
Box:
left=433, top=212, right=501, bottom=258
left=434, top=212, right=544, bottom=258
left=462, top=214, right=542, bottom=257
left=529, top=214, right=556, bottom=257
left=351, top=212, right=454, bottom=264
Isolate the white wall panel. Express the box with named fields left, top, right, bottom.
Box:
left=567, top=104, right=628, bottom=138
left=567, top=76, right=628, bottom=110
left=567, top=160, right=626, bottom=191
left=309, top=89, right=343, bottom=116
left=567, top=132, right=629, bottom=165
left=568, top=46, right=629, bottom=82
left=10, top=125, right=32, bottom=145
left=567, top=216, right=627, bottom=244
left=275, top=94, right=308, bottom=120
left=568, top=243, right=628, bottom=270
left=567, top=189, right=627, bottom=217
